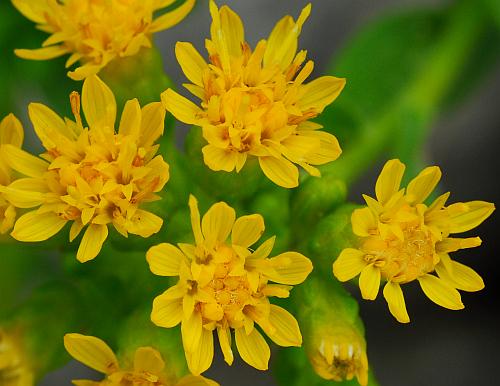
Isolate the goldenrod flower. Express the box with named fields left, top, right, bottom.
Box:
left=310, top=326, right=368, bottom=386
left=0, top=75, right=169, bottom=263
left=147, top=195, right=313, bottom=374
left=162, top=1, right=344, bottom=188
left=0, top=328, right=34, bottom=386
left=333, top=159, right=495, bottom=323
left=64, top=333, right=218, bottom=386
left=12, top=0, right=196, bottom=80
left=0, top=114, right=24, bottom=234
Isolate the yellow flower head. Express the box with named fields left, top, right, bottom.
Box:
left=64, top=333, right=218, bottom=386
left=0, top=114, right=24, bottom=234
left=0, top=328, right=34, bottom=386
left=162, top=1, right=344, bottom=188
left=333, top=159, right=495, bottom=323
left=147, top=195, right=313, bottom=374
left=309, top=326, right=368, bottom=386
left=12, top=0, right=196, bottom=80
left=0, top=75, right=169, bottom=262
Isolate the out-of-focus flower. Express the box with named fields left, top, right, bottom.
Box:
left=0, top=114, right=24, bottom=234
left=0, top=75, right=169, bottom=262
left=333, top=159, right=495, bottom=323
left=64, top=333, right=219, bottom=385
left=162, top=1, right=344, bottom=188
left=0, top=328, right=34, bottom=386
left=147, top=195, right=312, bottom=374
left=12, top=0, right=196, bottom=80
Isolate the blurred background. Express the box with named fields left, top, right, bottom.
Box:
left=1, top=0, right=499, bottom=385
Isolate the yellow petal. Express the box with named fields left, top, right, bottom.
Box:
left=182, top=311, right=203, bottom=354
left=188, top=195, right=204, bottom=244
left=262, top=305, right=302, bottom=347
left=202, top=145, right=238, bottom=172
left=249, top=236, right=276, bottom=260
left=11, top=0, right=47, bottom=23
left=177, top=375, right=220, bottom=386
left=139, top=102, right=165, bottom=147
left=351, top=207, right=377, bottom=237
left=82, top=75, right=117, bottom=133
left=201, top=201, right=236, bottom=246
left=68, top=63, right=104, bottom=81
left=126, top=210, right=163, bottom=238
left=147, top=243, right=185, bottom=276
left=161, top=89, right=202, bottom=125
left=382, top=282, right=410, bottom=323
left=298, top=130, right=342, bottom=165
left=217, top=4, right=245, bottom=58
left=11, top=211, right=66, bottom=242
left=447, top=201, right=495, bottom=234
left=435, top=237, right=482, bottom=253
left=298, top=76, right=346, bottom=112
left=267, top=251, right=312, bottom=285
left=28, top=102, right=72, bottom=151
left=133, top=347, right=165, bottom=375
left=176, top=42, right=208, bottom=87
left=150, top=0, right=195, bottom=32
left=118, top=98, right=141, bottom=138
left=217, top=327, right=234, bottom=365
left=259, top=156, right=299, bottom=188
left=332, top=248, right=366, bottom=282
left=375, top=159, right=405, bottom=205
left=1, top=178, right=47, bottom=208
left=0, top=113, right=24, bottom=147
left=76, top=224, right=108, bottom=263
left=235, top=327, right=270, bottom=371
left=406, top=166, right=441, bottom=204
left=1, top=144, right=48, bottom=177
left=63, top=334, right=118, bottom=374
left=15, top=46, right=69, bottom=60
left=151, top=289, right=184, bottom=328
left=231, top=214, right=265, bottom=248
left=186, top=327, right=214, bottom=376
left=418, top=274, right=464, bottom=310
left=436, top=260, right=484, bottom=292
left=359, top=264, right=380, bottom=300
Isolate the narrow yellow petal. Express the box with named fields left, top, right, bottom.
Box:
left=383, top=282, right=410, bottom=323
left=418, top=274, right=464, bottom=310
left=176, top=42, right=207, bottom=87
left=28, top=102, right=71, bottom=151
left=267, top=251, right=313, bottom=285
left=231, top=214, right=265, bottom=248
left=258, top=156, right=299, bottom=188
left=147, top=243, right=185, bottom=276
left=217, top=327, right=234, bottom=365
left=76, top=224, right=108, bottom=263
left=436, top=237, right=482, bottom=253
left=126, top=209, right=163, bottom=238
left=406, top=166, right=441, bottom=204
left=182, top=311, right=203, bottom=354
left=151, top=289, right=183, bottom=328
left=202, top=145, right=238, bottom=172
left=188, top=195, right=204, bottom=244
left=186, top=327, right=214, bottom=376
left=15, top=46, right=69, bottom=60
left=177, top=375, right=220, bottom=386
left=118, top=98, right=141, bottom=138
left=218, top=4, right=245, bottom=57
left=11, top=0, right=46, bottom=23
left=1, top=144, right=48, bottom=177
left=11, top=211, right=66, bottom=242
left=161, top=89, right=203, bottom=125
left=0, top=113, right=24, bottom=147
left=447, top=201, right=495, bottom=233
left=201, top=201, right=236, bottom=246
left=351, top=208, right=377, bottom=237
left=139, top=102, right=165, bottom=147
left=332, top=248, right=366, bottom=282
left=150, top=0, right=195, bottom=32
left=298, top=130, right=342, bottom=165
left=359, top=264, right=380, bottom=300
left=235, top=327, right=270, bottom=371
left=261, top=305, right=302, bottom=347
left=375, top=159, right=405, bottom=205
left=298, top=76, right=346, bottom=112
left=436, top=260, right=484, bottom=292
left=63, top=334, right=119, bottom=374
left=82, top=75, right=117, bottom=133
left=133, top=347, right=165, bottom=375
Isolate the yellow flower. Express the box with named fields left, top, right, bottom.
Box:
left=12, top=0, right=196, bottom=80
left=0, top=328, right=34, bottom=386
left=0, top=114, right=24, bottom=234
left=64, top=333, right=219, bottom=386
left=0, top=75, right=169, bottom=263
left=147, top=195, right=313, bottom=374
left=162, top=1, right=344, bottom=188
left=309, top=326, right=368, bottom=386
left=333, top=159, right=495, bottom=323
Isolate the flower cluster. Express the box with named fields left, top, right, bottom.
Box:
left=0, top=328, right=33, bottom=386
left=163, top=1, right=344, bottom=188
left=12, top=0, right=195, bottom=80
left=333, top=159, right=495, bottom=322
left=148, top=195, right=312, bottom=373
left=0, top=75, right=169, bottom=262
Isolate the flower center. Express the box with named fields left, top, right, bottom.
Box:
left=362, top=223, right=436, bottom=283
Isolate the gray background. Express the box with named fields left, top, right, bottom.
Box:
left=40, top=1, right=500, bottom=385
